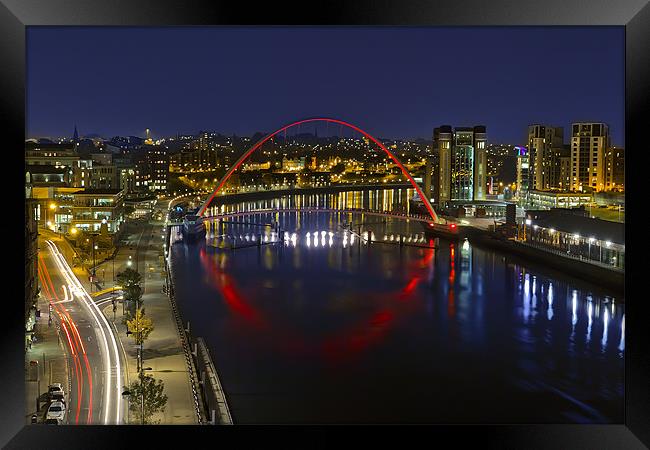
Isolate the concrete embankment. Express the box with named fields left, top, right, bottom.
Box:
left=166, top=250, right=233, bottom=424
left=467, top=231, right=624, bottom=296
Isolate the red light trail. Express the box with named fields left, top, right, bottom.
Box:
left=38, top=254, right=94, bottom=424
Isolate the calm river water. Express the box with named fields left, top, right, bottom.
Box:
left=169, top=189, right=624, bottom=423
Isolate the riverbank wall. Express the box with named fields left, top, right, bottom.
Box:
left=468, top=232, right=624, bottom=296
left=165, top=253, right=233, bottom=424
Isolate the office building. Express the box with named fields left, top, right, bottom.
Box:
left=29, top=186, right=125, bottom=236
left=433, top=125, right=487, bottom=205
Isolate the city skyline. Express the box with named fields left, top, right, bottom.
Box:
left=27, top=27, right=624, bottom=146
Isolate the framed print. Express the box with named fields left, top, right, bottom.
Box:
left=2, top=0, right=649, bottom=448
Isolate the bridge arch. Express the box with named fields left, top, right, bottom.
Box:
left=197, top=118, right=439, bottom=223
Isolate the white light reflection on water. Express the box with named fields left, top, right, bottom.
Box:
left=587, top=301, right=593, bottom=343
left=601, top=308, right=609, bottom=350
left=572, top=290, right=578, bottom=329
left=547, top=283, right=554, bottom=321
left=618, top=314, right=625, bottom=352
left=523, top=273, right=530, bottom=323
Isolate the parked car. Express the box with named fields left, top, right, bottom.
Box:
left=45, top=401, right=66, bottom=424
left=48, top=383, right=65, bottom=401
left=51, top=390, right=66, bottom=405
left=44, top=418, right=59, bottom=425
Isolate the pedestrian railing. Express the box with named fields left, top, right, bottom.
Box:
left=165, top=260, right=206, bottom=424
left=196, top=337, right=233, bottom=425
left=515, top=240, right=624, bottom=272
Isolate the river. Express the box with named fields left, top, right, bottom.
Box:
left=169, top=188, right=624, bottom=423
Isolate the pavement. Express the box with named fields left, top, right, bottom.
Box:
left=25, top=297, right=70, bottom=424
left=129, top=211, right=197, bottom=424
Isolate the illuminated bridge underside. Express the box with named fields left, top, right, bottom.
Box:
left=204, top=208, right=435, bottom=224
left=197, top=118, right=440, bottom=223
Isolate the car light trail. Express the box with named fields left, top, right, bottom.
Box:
left=38, top=255, right=88, bottom=423
left=45, top=240, right=123, bottom=425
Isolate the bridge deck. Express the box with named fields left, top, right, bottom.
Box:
left=203, top=207, right=436, bottom=224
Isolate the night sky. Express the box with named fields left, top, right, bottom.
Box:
left=27, top=27, right=624, bottom=146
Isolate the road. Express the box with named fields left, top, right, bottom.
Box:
left=37, top=237, right=126, bottom=424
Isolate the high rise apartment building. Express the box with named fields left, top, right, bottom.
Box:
left=527, top=125, right=564, bottom=191
left=604, top=146, right=624, bottom=191
left=135, top=146, right=169, bottom=192
left=570, top=122, right=610, bottom=192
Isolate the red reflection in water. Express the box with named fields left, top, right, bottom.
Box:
left=197, top=240, right=435, bottom=364
left=448, top=243, right=456, bottom=318
left=199, top=247, right=265, bottom=328
left=400, top=276, right=421, bottom=299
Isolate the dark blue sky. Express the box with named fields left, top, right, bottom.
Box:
left=27, top=27, right=624, bottom=146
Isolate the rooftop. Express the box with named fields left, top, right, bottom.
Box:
left=526, top=208, right=624, bottom=245
left=26, top=165, right=67, bottom=174
left=75, top=188, right=123, bottom=196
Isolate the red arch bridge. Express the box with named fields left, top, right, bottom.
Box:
left=197, top=117, right=441, bottom=224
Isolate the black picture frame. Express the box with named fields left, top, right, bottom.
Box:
left=2, top=1, right=649, bottom=448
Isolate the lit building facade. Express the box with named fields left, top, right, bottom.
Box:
left=515, top=146, right=530, bottom=201
left=604, top=146, right=624, bottom=191
left=433, top=125, right=487, bottom=206
left=571, top=122, right=610, bottom=192
left=25, top=199, right=39, bottom=346
left=527, top=125, right=564, bottom=191
left=29, top=186, right=125, bottom=236
left=527, top=190, right=592, bottom=210
left=135, top=146, right=169, bottom=192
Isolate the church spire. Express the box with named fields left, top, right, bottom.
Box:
left=73, top=124, right=79, bottom=142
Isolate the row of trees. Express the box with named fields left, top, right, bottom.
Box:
left=116, top=267, right=168, bottom=424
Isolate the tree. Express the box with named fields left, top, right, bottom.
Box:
left=117, top=267, right=142, bottom=288
left=331, top=163, right=346, bottom=174
left=124, top=375, right=168, bottom=424
left=126, top=309, right=154, bottom=345
left=117, top=268, right=143, bottom=313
